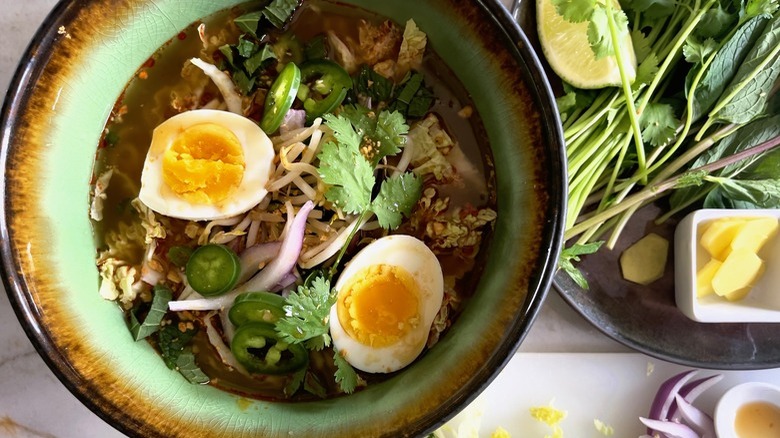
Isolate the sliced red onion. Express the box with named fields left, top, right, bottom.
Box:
left=639, top=418, right=699, bottom=438
left=669, top=374, right=724, bottom=421
left=168, top=201, right=314, bottom=312
left=272, top=271, right=298, bottom=292
left=238, top=241, right=282, bottom=284
left=680, top=374, right=724, bottom=404
left=204, top=312, right=247, bottom=376
left=648, top=370, right=698, bottom=427
left=674, top=394, right=715, bottom=437
left=279, top=109, right=306, bottom=135
left=219, top=308, right=236, bottom=343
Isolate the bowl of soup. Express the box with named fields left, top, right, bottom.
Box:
left=0, top=0, right=565, bottom=436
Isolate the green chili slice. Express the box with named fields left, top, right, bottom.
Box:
left=231, top=322, right=308, bottom=374
left=229, top=292, right=287, bottom=326
left=260, top=61, right=301, bottom=133
left=185, top=244, right=241, bottom=296
left=299, top=60, right=351, bottom=122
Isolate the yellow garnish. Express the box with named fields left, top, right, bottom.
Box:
left=594, top=419, right=614, bottom=436
left=530, top=401, right=567, bottom=438
left=491, top=427, right=511, bottom=438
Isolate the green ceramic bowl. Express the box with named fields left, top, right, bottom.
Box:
left=1, top=0, right=565, bottom=436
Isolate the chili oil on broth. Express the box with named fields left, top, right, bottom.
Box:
left=93, top=0, right=496, bottom=402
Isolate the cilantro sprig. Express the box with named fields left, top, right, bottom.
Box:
left=318, top=106, right=423, bottom=229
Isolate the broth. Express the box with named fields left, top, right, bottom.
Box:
left=93, top=0, right=496, bottom=401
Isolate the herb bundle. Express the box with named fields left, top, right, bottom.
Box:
left=554, top=0, right=780, bottom=288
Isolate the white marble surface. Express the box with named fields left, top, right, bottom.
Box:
left=0, top=1, right=641, bottom=437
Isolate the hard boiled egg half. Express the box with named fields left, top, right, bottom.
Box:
left=330, top=235, right=444, bottom=373
left=138, top=109, right=274, bottom=221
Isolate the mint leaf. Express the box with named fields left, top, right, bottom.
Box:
left=175, top=349, right=210, bottom=384
left=275, top=276, right=336, bottom=346
left=372, top=172, right=423, bottom=229
left=129, top=285, right=172, bottom=341
left=157, top=324, right=197, bottom=369
left=333, top=348, right=358, bottom=394
left=234, top=11, right=263, bottom=37
left=263, top=0, right=300, bottom=29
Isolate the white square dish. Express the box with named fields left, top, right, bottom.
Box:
left=675, top=209, right=780, bottom=323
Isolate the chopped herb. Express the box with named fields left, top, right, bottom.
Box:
left=354, top=65, right=394, bottom=103
left=233, top=70, right=256, bottom=95
left=263, top=0, right=300, bottom=29
left=396, top=73, right=423, bottom=104
left=304, top=35, right=327, bottom=60
left=157, top=323, right=198, bottom=369
left=236, top=35, right=259, bottom=58
left=284, top=368, right=306, bottom=397
left=304, top=372, right=328, bottom=398
left=167, top=245, right=193, bottom=268
left=275, top=276, right=336, bottom=346
left=128, top=284, right=172, bottom=341
left=175, top=349, right=210, bottom=384
left=234, top=11, right=264, bottom=38
left=333, top=348, right=358, bottom=394
left=244, top=45, right=276, bottom=75
left=218, top=44, right=236, bottom=68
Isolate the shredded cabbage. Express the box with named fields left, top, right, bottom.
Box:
left=397, top=19, right=427, bottom=78
left=131, top=198, right=166, bottom=244
left=408, top=114, right=455, bottom=181
left=90, top=169, right=113, bottom=221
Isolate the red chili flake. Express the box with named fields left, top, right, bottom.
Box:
left=143, top=57, right=155, bottom=68
left=177, top=31, right=187, bottom=40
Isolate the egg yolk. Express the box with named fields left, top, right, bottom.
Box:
left=162, top=123, right=245, bottom=205
left=336, top=264, right=421, bottom=347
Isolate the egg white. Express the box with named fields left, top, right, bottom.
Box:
left=138, top=109, right=274, bottom=221
left=330, top=235, right=444, bottom=373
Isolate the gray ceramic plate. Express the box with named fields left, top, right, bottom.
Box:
left=1, top=0, right=565, bottom=436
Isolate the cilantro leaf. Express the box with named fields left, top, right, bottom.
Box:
left=157, top=323, right=198, bottom=369
left=129, top=284, right=172, bottom=341
left=587, top=7, right=629, bottom=60
left=374, top=110, right=409, bottom=161
left=558, top=242, right=603, bottom=290
left=634, top=53, right=659, bottom=88
left=372, top=172, right=423, bottom=229
left=318, top=114, right=375, bottom=213
left=333, top=348, right=358, bottom=394
left=175, top=349, right=210, bottom=384
left=683, top=38, right=718, bottom=64
left=639, top=102, right=679, bottom=147
left=275, top=276, right=336, bottom=346
left=339, top=106, right=409, bottom=164
left=552, top=0, right=595, bottom=23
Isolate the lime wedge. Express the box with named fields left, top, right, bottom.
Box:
left=537, top=0, right=636, bottom=89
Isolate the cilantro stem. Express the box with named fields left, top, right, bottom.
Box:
left=605, top=0, right=646, bottom=182
left=329, top=209, right=371, bottom=277
left=565, top=133, right=780, bottom=240
left=636, top=0, right=716, bottom=116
